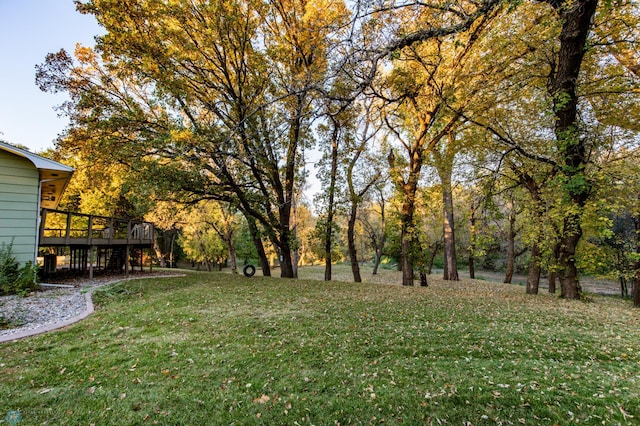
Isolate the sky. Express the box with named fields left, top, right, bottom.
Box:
left=0, top=0, right=103, bottom=153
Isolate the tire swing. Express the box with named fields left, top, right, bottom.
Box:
left=243, top=264, right=256, bottom=277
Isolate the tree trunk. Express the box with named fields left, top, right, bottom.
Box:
left=526, top=242, right=541, bottom=294
left=324, top=121, right=340, bottom=281
left=504, top=201, right=516, bottom=284
left=346, top=151, right=378, bottom=283
left=558, top=216, right=583, bottom=299
left=246, top=215, right=271, bottom=277
left=420, top=272, right=428, bottom=287
left=372, top=249, right=382, bottom=275
left=324, top=240, right=332, bottom=280
left=442, top=177, right=459, bottom=281
left=427, top=242, right=440, bottom=275
left=388, top=148, right=419, bottom=287
left=348, top=202, right=362, bottom=283
left=620, top=277, right=628, bottom=298
left=227, top=242, right=238, bottom=274
left=548, top=272, right=557, bottom=293
left=545, top=0, right=598, bottom=299
left=435, top=135, right=460, bottom=282
left=386, top=101, right=452, bottom=286
left=277, top=90, right=305, bottom=280
left=371, top=188, right=387, bottom=276
left=292, top=239, right=300, bottom=277
left=401, top=233, right=414, bottom=286
left=513, top=168, right=547, bottom=294
left=276, top=195, right=296, bottom=279
left=469, top=201, right=477, bottom=279
left=154, top=235, right=166, bottom=268
left=279, top=241, right=296, bottom=279
left=548, top=241, right=560, bottom=294
left=169, top=230, right=176, bottom=267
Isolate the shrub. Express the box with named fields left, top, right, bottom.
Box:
left=0, top=242, right=39, bottom=296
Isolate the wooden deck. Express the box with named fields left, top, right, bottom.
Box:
left=38, top=209, right=155, bottom=277
left=39, top=209, right=154, bottom=248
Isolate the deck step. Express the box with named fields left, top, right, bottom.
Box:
left=106, top=247, right=127, bottom=272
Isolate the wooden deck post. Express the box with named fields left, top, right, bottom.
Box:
left=89, top=246, right=95, bottom=279
left=64, top=212, right=71, bottom=245
left=87, top=215, right=93, bottom=246
left=125, top=245, right=130, bottom=276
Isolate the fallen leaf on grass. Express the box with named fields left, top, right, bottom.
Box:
left=254, top=394, right=271, bottom=404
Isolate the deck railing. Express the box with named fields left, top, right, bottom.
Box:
left=39, top=209, right=154, bottom=247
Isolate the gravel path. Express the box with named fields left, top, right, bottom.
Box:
left=0, top=273, right=182, bottom=343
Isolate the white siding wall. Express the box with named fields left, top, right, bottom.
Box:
left=0, top=150, right=39, bottom=265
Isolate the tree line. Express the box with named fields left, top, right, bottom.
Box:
left=36, top=0, right=639, bottom=302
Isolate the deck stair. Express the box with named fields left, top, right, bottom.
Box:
left=106, top=247, right=127, bottom=272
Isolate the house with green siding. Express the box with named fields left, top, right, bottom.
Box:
left=0, top=141, right=73, bottom=266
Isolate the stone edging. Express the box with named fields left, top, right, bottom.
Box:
left=0, top=274, right=185, bottom=344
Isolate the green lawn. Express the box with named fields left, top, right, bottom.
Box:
left=1, top=268, right=639, bottom=425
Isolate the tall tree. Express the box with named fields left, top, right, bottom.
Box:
left=39, top=0, right=349, bottom=279
left=380, top=6, right=502, bottom=285
left=364, top=0, right=638, bottom=299
left=315, top=112, right=345, bottom=281
left=453, top=1, right=634, bottom=298
left=537, top=0, right=599, bottom=299
left=431, top=132, right=461, bottom=281
left=260, top=0, right=349, bottom=277
left=345, top=102, right=382, bottom=282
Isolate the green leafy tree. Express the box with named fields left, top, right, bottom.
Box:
left=180, top=227, right=226, bottom=272
left=327, top=99, right=385, bottom=282
left=379, top=5, right=508, bottom=285
left=38, top=0, right=349, bottom=279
